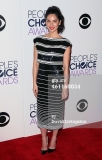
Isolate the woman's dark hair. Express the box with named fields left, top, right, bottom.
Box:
left=44, top=6, right=65, bottom=34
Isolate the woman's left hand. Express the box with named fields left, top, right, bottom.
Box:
left=61, top=87, right=69, bottom=100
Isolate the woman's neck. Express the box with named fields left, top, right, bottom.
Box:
left=45, top=32, right=60, bottom=38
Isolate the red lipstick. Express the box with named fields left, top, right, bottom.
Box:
left=49, top=27, right=55, bottom=30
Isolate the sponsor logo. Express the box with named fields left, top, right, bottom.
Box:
left=0, top=15, right=6, bottom=31
left=0, top=112, right=10, bottom=127
left=76, top=99, right=88, bottom=112
left=79, top=14, right=91, bottom=29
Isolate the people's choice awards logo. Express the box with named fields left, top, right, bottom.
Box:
left=76, top=99, right=88, bottom=112
left=70, top=54, right=97, bottom=76
left=0, top=15, right=6, bottom=31
left=0, top=60, right=18, bottom=85
left=0, top=112, right=10, bottom=127
left=79, top=14, right=91, bottom=29
left=28, top=10, right=48, bottom=35
left=30, top=103, right=37, bottom=125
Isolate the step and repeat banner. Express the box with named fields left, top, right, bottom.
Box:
left=0, top=0, right=102, bottom=142
left=0, top=1, right=24, bottom=142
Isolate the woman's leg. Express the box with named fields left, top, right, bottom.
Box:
left=40, top=128, right=48, bottom=150
left=49, top=129, right=59, bottom=149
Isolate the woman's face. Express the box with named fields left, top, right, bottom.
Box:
left=46, top=14, right=61, bottom=33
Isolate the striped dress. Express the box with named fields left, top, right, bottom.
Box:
left=33, top=35, right=72, bottom=130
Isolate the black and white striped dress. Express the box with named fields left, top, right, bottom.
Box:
left=33, top=35, right=72, bottom=130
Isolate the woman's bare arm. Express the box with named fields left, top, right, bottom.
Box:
left=32, top=46, right=39, bottom=86
left=63, top=46, right=71, bottom=87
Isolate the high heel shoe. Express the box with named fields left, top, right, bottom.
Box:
left=48, top=138, right=57, bottom=153
left=41, top=149, right=48, bottom=155
left=41, top=136, right=48, bottom=155
left=48, top=148, right=55, bottom=153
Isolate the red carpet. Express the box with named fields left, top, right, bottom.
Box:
left=0, top=123, right=102, bottom=160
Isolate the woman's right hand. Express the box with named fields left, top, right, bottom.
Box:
left=33, top=83, right=38, bottom=98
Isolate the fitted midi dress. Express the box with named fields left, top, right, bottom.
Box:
left=33, top=35, right=72, bottom=130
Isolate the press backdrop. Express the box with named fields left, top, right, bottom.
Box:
left=0, top=0, right=102, bottom=142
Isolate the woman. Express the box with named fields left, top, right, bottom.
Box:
left=33, top=6, right=72, bottom=154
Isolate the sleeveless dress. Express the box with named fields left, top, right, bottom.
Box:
left=33, top=35, right=72, bottom=130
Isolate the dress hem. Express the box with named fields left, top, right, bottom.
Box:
left=37, top=122, right=63, bottom=130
